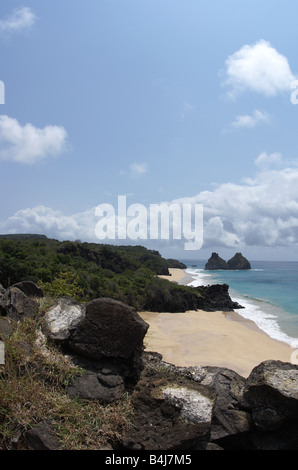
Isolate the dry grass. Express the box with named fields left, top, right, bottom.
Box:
left=0, top=316, right=133, bottom=450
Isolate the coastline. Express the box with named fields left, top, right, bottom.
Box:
left=142, top=268, right=295, bottom=378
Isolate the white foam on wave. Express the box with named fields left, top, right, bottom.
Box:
left=232, top=295, right=298, bottom=349
left=185, top=268, right=298, bottom=349
left=185, top=268, right=213, bottom=287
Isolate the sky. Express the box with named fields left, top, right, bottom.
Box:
left=1, top=0, right=298, bottom=261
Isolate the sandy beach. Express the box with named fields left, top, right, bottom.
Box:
left=142, top=268, right=295, bottom=378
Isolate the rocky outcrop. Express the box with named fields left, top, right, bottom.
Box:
left=1, top=280, right=298, bottom=450
left=205, top=253, right=229, bottom=270
left=195, top=284, right=244, bottom=311
left=205, top=252, right=251, bottom=271
left=121, top=353, right=298, bottom=450
left=227, top=253, right=251, bottom=270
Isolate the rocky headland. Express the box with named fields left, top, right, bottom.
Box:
left=1, top=280, right=298, bottom=450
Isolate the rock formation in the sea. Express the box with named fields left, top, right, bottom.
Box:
left=205, top=252, right=229, bottom=270
left=195, top=284, right=244, bottom=311
left=227, top=252, right=251, bottom=270
left=205, top=252, right=251, bottom=270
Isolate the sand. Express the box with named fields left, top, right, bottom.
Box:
left=142, top=268, right=295, bottom=378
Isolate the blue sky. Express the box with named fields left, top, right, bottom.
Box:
left=1, top=0, right=298, bottom=261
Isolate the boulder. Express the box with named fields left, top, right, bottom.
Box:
left=25, top=421, right=60, bottom=450
left=11, top=281, right=44, bottom=298
left=205, top=253, right=228, bottom=270
left=227, top=253, right=251, bottom=270
left=4, top=287, right=39, bottom=321
left=121, top=357, right=216, bottom=450
left=242, top=360, right=298, bottom=431
left=68, top=298, right=149, bottom=380
left=43, top=297, right=86, bottom=342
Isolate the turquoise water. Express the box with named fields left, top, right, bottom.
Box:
left=179, top=259, right=298, bottom=349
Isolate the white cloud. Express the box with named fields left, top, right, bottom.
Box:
left=231, top=109, right=271, bottom=129
left=222, top=39, right=296, bottom=98
left=0, top=7, right=36, bottom=36
left=2, top=153, right=298, bottom=252
left=254, top=151, right=283, bottom=170
left=130, top=162, right=148, bottom=177
left=0, top=115, right=68, bottom=164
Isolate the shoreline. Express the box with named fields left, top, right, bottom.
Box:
left=144, top=268, right=295, bottom=377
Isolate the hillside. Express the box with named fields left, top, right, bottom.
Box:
left=0, top=234, right=242, bottom=313
left=0, top=234, right=192, bottom=311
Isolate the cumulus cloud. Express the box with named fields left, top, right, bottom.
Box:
left=222, top=39, right=296, bottom=98
left=0, top=206, right=98, bottom=242
left=230, top=109, right=271, bottom=129
left=130, top=162, right=148, bottom=177
left=0, top=115, right=68, bottom=164
left=2, top=153, right=298, bottom=252
left=0, top=6, right=36, bottom=36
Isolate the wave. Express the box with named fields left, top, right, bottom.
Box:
left=232, top=294, right=298, bottom=348
left=185, top=268, right=298, bottom=349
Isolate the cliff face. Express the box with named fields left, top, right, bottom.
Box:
left=205, top=252, right=251, bottom=270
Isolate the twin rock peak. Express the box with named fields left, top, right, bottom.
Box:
left=205, top=252, right=251, bottom=270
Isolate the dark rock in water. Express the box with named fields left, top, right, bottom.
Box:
left=195, top=284, right=244, bottom=311
left=227, top=253, right=251, bottom=270
left=205, top=252, right=251, bottom=271
left=205, top=253, right=229, bottom=270
left=11, top=281, right=44, bottom=298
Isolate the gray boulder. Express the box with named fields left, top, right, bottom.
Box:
left=4, top=287, right=39, bottom=321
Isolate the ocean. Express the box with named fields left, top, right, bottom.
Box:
left=179, top=259, right=298, bottom=349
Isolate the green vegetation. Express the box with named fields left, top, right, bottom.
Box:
left=0, top=314, right=133, bottom=449
left=39, top=272, right=85, bottom=302
left=0, top=234, right=198, bottom=311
